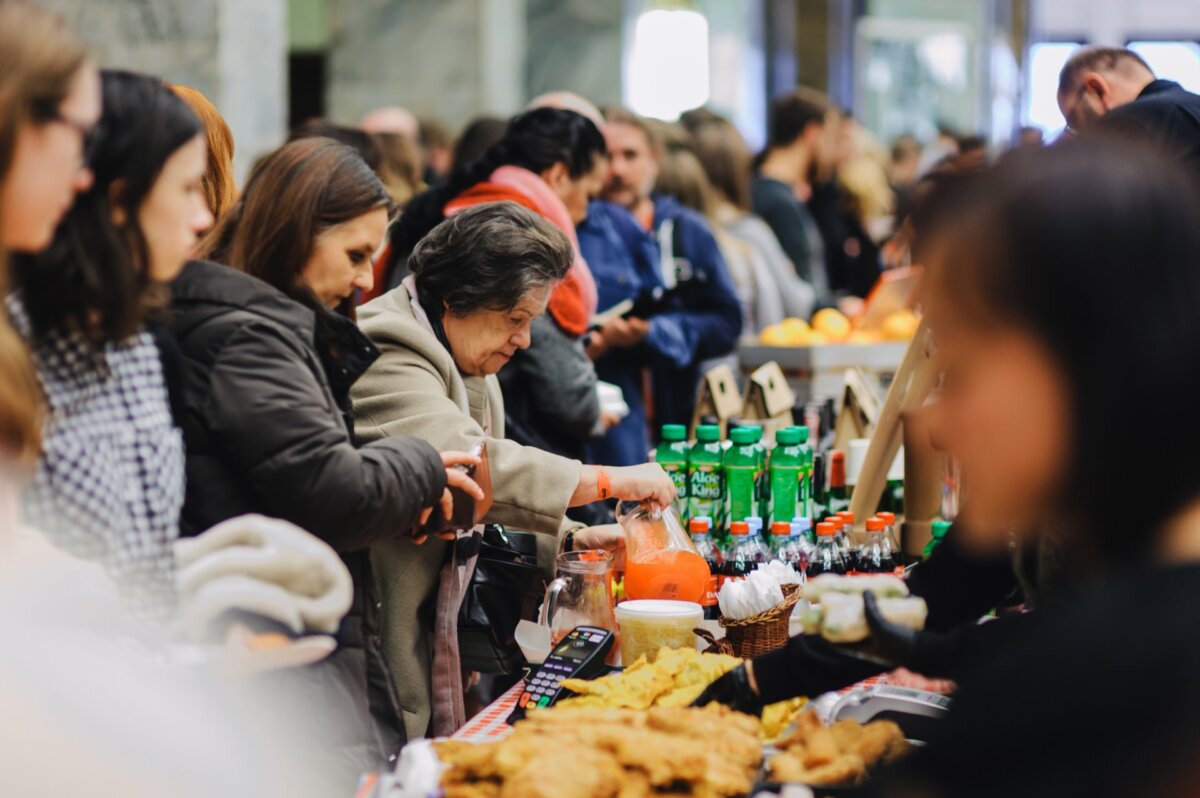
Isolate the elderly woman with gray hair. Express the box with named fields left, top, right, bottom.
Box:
left=352, top=201, right=674, bottom=739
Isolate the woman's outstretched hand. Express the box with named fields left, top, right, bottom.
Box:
left=414, top=451, right=484, bottom=544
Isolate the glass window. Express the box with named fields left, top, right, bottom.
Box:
left=625, top=8, right=710, bottom=121
left=1128, top=41, right=1200, bottom=94
left=1023, top=41, right=1082, bottom=139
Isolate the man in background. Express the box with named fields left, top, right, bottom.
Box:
left=752, top=89, right=836, bottom=308
left=592, top=106, right=742, bottom=435
left=1058, top=46, right=1200, bottom=172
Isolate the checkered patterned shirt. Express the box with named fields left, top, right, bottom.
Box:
left=8, top=295, right=183, bottom=621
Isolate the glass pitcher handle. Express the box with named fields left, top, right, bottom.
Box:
left=540, top=576, right=568, bottom=628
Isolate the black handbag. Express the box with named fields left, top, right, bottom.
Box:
left=457, top=525, right=546, bottom=674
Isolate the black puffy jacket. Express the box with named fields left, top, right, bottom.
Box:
left=168, top=260, right=445, bottom=768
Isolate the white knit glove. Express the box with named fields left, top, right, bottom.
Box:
left=173, top=514, right=353, bottom=640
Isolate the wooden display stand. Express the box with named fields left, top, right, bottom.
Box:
left=847, top=320, right=938, bottom=546
left=740, top=362, right=795, bottom=440
left=691, top=364, right=742, bottom=437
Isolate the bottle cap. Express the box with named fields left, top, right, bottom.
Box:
left=931, top=520, right=952, bottom=538
left=795, top=426, right=810, bottom=443
left=866, top=518, right=885, bottom=532
left=791, top=517, right=812, bottom=532
left=689, top=518, right=710, bottom=534
left=695, top=425, right=720, bottom=442
left=816, top=522, right=836, bottom=537
left=730, top=521, right=750, bottom=535
left=729, top=427, right=756, bottom=444
left=825, top=516, right=843, bottom=529
left=775, top=427, right=801, bottom=445
left=661, top=424, right=687, bottom=442
left=749, top=426, right=764, bottom=442
left=771, top=521, right=791, bottom=536
left=829, top=450, right=847, bottom=486
left=836, top=511, right=855, bottom=525
left=747, top=517, right=763, bottom=535
left=878, top=511, right=896, bottom=524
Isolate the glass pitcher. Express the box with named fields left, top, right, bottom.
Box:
left=616, top=500, right=710, bottom=604
left=540, top=550, right=618, bottom=648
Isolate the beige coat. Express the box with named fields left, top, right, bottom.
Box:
left=352, top=284, right=582, bottom=740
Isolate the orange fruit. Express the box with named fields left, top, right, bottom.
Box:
left=882, top=310, right=920, bottom=341
left=760, top=324, right=792, bottom=346
left=846, top=330, right=882, bottom=345
left=811, top=308, right=851, bottom=343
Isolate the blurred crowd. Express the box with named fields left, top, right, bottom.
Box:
left=6, top=0, right=1200, bottom=794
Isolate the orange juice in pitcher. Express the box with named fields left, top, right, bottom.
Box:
left=617, top=501, right=710, bottom=604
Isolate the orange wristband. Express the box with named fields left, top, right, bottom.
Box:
left=596, top=467, right=611, bottom=500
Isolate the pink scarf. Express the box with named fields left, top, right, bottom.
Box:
left=443, top=165, right=598, bottom=334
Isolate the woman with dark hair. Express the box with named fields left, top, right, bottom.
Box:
left=9, top=70, right=210, bottom=618
left=353, top=201, right=674, bottom=739
left=171, top=136, right=476, bottom=772
left=717, top=140, right=1200, bottom=796
left=389, top=107, right=611, bottom=466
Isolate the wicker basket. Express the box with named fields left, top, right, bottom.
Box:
left=718, top=583, right=801, bottom=658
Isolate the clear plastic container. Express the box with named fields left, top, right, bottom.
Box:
left=614, top=599, right=703, bottom=665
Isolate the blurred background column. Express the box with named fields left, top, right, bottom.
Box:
left=40, top=0, right=287, bottom=182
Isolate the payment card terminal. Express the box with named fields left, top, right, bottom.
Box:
left=507, top=626, right=614, bottom=724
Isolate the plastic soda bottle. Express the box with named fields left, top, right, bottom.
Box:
left=828, top=451, right=850, bottom=516
left=724, top=427, right=758, bottom=530
left=689, top=518, right=722, bottom=619
left=770, top=520, right=809, bottom=573
left=723, top=521, right=769, bottom=582
left=688, top=425, right=726, bottom=540
left=808, top=521, right=847, bottom=577
left=770, top=427, right=803, bottom=524
left=656, top=424, right=690, bottom=521
left=835, top=510, right=856, bottom=564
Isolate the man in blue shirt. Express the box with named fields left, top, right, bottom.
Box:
left=584, top=107, right=742, bottom=457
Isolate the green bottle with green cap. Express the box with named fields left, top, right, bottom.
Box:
left=656, top=424, right=690, bottom=521
left=770, top=427, right=803, bottom=524
left=724, top=427, right=759, bottom=532
left=796, top=426, right=814, bottom=523
left=688, top=425, right=726, bottom=540
left=924, top=520, right=952, bottom=559
left=749, top=426, right=770, bottom=521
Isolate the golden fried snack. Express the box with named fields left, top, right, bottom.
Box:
left=846, top=719, right=905, bottom=765
left=498, top=747, right=624, bottom=798
left=802, top=727, right=840, bottom=768
left=761, top=697, right=810, bottom=742
left=444, top=782, right=501, bottom=798
left=770, top=712, right=913, bottom=787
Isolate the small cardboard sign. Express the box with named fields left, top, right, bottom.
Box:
left=691, top=364, right=742, bottom=437
left=833, top=368, right=881, bottom=453
left=741, top=361, right=795, bottom=439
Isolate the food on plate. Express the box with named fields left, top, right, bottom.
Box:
left=436, top=704, right=763, bottom=798
left=768, top=711, right=910, bottom=787
left=799, top=574, right=928, bottom=644
left=556, top=647, right=809, bottom=739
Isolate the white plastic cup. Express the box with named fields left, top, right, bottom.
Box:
left=614, top=600, right=703, bottom=665
left=846, top=438, right=871, bottom=487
